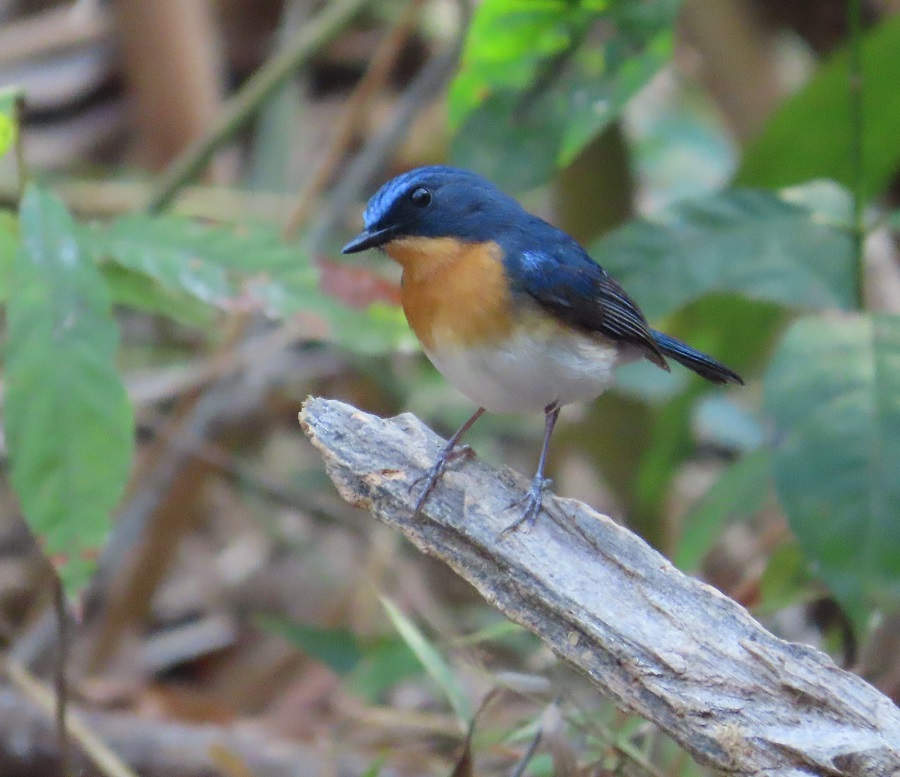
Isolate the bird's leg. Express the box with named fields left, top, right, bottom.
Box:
left=503, top=402, right=560, bottom=534
left=412, top=407, right=486, bottom=517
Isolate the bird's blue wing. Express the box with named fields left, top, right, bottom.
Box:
left=503, top=227, right=667, bottom=369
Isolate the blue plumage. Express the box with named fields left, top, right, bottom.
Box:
left=361, top=165, right=522, bottom=241
left=342, top=164, right=743, bottom=529
left=345, top=164, right=742, bottom=386
left=650, top=330, right=742, bottom=385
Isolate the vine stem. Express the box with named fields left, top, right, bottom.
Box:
left=848, top=0, right=865, bottom=308
left=4, top=655, right=139, bottom=777
left=145, top=0, right=371, bottom=213
left=53, top=577, right=70, bottom=777
left=13, top=91, right=27, bottom=201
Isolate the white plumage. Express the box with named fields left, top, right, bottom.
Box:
left=424, top=326, right=621, bottom=413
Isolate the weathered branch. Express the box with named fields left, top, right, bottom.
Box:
left=0, top=687, right=388, bottom=777
left=299, top=397, right=900, bottom=777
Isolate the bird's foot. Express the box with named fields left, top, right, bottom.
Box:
left=410, top=444, right=475, bottom=517
left=501, top=476, right=553, bottom=536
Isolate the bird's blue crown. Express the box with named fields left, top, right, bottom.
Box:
left=360, top=165, right=530, bottom=244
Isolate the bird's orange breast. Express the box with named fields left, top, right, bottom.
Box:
left=385, top=237, right=515, bottom=351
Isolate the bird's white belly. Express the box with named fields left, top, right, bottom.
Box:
left=424, top=329, right=620, bottom=413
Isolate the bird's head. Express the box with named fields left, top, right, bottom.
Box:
left=341, top=165, right=523, bottom=254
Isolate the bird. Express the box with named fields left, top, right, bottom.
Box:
left=342, top=165, right=743, bottom=532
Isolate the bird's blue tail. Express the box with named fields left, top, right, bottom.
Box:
left=651, top=330, right=743, bottom=385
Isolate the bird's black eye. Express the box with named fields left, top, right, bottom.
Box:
left=409, top=187, right=432, bottom=208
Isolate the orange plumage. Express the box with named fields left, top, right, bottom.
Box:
left=341, top=165, right=743, bottom=530
left=387, top=237, right=515, bottom=351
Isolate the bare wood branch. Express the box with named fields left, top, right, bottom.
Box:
left=299, top=397, right=900, bottom=777
left=0, top=687, right=393, bottom=777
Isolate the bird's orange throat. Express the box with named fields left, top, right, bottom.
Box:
left=385, top=237, right=515, bottom=351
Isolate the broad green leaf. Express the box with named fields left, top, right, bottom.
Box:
left=675, top=449, right=771, bottom=572
left=264, top=617, right=363, bottom=675
left=633, top=387, right=697, bottom=545
left=736, top=14, right=900, bottom=199
left=5, top=187, right=134, bottom=593
left=83, top=216, right=290, bottom=307
left=84, top=215, right=413, bottom=354
left=659, top=294, right=786, bottom=382
left=345, top=636, right=423, bottom=702
left=255, top=288, right=415, bottom=356
left=694, top=395, right=764, bottom=451
left=0, top=210, right=18, bottom=302
left=764, top=313, right=900, bottom=629
left=615, top=294, right=779, bottom=403
left=0, top=86, right=23, bottom=158
left=449, top=0, right=679, bottom=190
left=590, top=185, right=856, bottom=319
left=102, top=263, right=215, bottom=327
left=380, top=595, right=472, bottom=727
left=596, top=295, right=775, bottom=530
left=757, top=541, right=819, bottom=616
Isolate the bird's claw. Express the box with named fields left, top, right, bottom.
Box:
left=501, top=477, right=552, bottom=536
left=410, top=444, right=475, bottom=517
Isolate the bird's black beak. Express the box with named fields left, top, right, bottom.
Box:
left=341, top=225, right=397, bottom=254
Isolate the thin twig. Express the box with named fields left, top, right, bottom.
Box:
left=145, top=0, right=372, bottom=213
left=0, top=687, right=394, bottom=777
left=12, top=90, right=27, bottom=201
left=848, top=0, right=865, bottom=308
left=306, top=0, right=471, bottom=253
left=282, top=0, right=425, bottom=238
left=4, top=658, right=139, bottom=777
left=52, top=578, right=70, bottom=777
left=509, top=726, right=542, bottom=777
left=0, top=178, right=296, bottom=222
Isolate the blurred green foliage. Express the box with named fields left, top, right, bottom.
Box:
left=737, top=13, right=900, bottom=200
left=5, top=188, right=134, bottom=594
left=1, top=0, right=898, bottom=650
left=0, top=86, right=21, bottom=159
left=590, top=184, right=856, bottom=316
left=447, top=0, right=900, bottom=638
left=381, top=595, right=472, bottom=727
left=2, top=186, right=413, bottom=591
left=449, top=0, right=680, bottom=190
left=764, top=314, right=900, bottom=631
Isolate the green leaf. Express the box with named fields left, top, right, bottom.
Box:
left=380, top=595, right=472, bottom=727
left=0, top=86, right=23, bottom=158
left=633, top=387, right=697, bottom=544
left=449, top=0, right=679, bottom=190
left=345, top=636, right=423, bottom=701
left=694, top=395, right=764, bottom=451
left=84, top=215, right=413, bottom=354
left=0, top=210, right=19, bottom=303
left=102, top=263, right=215, bottom=327
left=5, top=187, right=134, bottom=594
left=264, top=617, right=363, bottom=675
left=736, top=14, right=900, bottom=199
left=590, top=185, right=856, bottom=319
left=675, top=449, right=771, bottom=572
left=757, top=541, right=819, bottom=615
left=764, top=313, right=900, bottom=629
left=83, top=215, right=288, bottom=307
